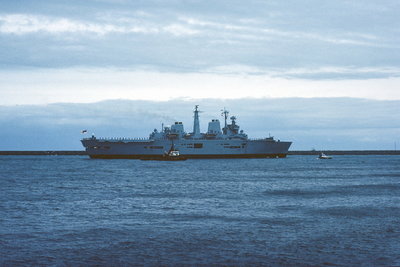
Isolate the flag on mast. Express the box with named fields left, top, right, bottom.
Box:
left=81, top=129, right=88, bottom=134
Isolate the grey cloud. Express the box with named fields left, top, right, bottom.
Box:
left=1, top=0, right=399, bottom=78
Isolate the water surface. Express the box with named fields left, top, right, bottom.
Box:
left=1, top=155, right=400, bottom=266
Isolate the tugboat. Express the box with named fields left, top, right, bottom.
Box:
left=318, top=152, right=332, bottom=159
left=141, top=142, right=187, bottom=161
left=161, top=142, right=187, bottom=161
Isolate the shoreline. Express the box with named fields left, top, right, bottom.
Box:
left=0, top=150, right=399, bottom=155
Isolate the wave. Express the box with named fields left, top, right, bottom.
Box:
left=309, top=206, right=400, bottom=218
left=263, top=183, right=400, bottom=198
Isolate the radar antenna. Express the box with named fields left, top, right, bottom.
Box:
left=230, top=116, right=236, bottom=125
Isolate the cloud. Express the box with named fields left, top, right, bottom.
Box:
left=1, top=2, right=399, bottom=83
left=1, top=68, right=400, bottom=106
left=0, top=14, right=196, bottom=36
left=0, top=13, right=390, bottom=48
left=0, top=14, right=114, bottom=35
left=200, top=65, right=400, bottom=79
left=179, top=16, right=388, bottom=47
left=163, top=24, right=199, bottom=36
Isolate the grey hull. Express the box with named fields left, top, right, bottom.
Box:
left=81, top=138, right=291, bottom=159
left=88, top=153, right=289, bottom=159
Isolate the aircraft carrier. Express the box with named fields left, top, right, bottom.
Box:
left=81, top=106, right=292, bottom=159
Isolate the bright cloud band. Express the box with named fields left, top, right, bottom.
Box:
left=1, top=68, right=400, bottom=105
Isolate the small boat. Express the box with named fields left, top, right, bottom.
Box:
left=160, top=148, right=187, bottom=161
left=318, top=152, right=332, bottom=159
left=141, top=143, right=187, bottom=161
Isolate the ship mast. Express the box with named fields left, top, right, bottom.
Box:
left=221, top=108, right=229, bottom=135
left=193, top=105, right=201, bottom=138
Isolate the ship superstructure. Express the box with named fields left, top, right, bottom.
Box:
left=81, top=106, right=292, bottom=159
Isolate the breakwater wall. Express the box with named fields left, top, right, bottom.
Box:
left=288, top=150, right=400, bottom=155
left=0, top=151, right=87, bottom=155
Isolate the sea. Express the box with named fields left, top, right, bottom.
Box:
left=1, top=155, right=399, bottom=266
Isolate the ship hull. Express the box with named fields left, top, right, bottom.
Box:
left=88, top=153, right=288, bottom=159
left=81, top=138, right=292, bottom=159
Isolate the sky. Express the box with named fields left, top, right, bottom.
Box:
left=1, top=0, right=400, bottom=104
left=0, top=0, right=399, bottom=150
